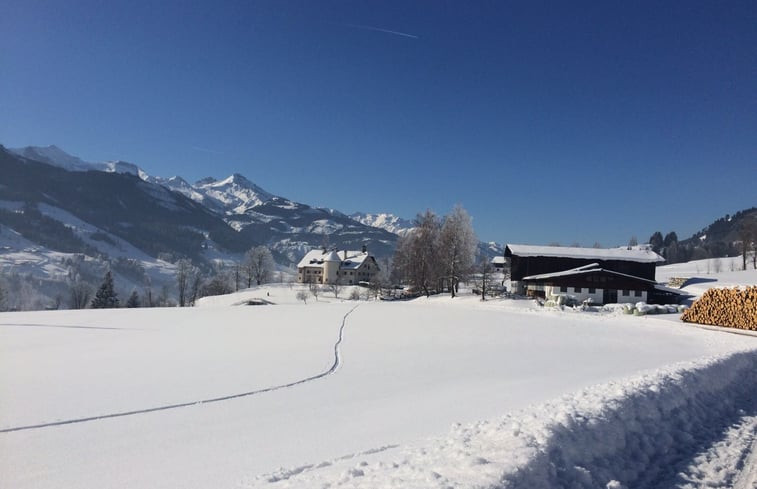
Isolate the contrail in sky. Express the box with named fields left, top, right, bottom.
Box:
left=191, top=146, right=225, bottom=155
left=341, top=23, right=419, bottom=39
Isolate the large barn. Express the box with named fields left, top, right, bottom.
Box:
left=504, top=244, right=684, bottom=304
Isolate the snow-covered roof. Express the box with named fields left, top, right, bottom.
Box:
left=296, top=249, right=372, bottom=269
left=506, top=244, right=664, bottom=263
left=323, top=250, right=341, bottom=262
left=491, top=256, right=506, bottom=265
left=523, top=263, right=657, bottom=284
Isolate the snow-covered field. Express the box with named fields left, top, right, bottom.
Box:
left=657, top=255, right=757, bottom=298
left=2, top=285, right=757, bottom=488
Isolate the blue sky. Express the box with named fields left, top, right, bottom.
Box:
left=2, top=1, right=755, bottom=246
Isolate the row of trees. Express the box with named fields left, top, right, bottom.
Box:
left=52, top=244, right=280, bottom=310
left=648, top=224, right=757, bottom=269
left=393, top=205, right=478, bottom=298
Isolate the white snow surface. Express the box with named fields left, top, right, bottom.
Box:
left=10, top=145, right=147, bottom=178
left=2, top=288, right=757, bottom=489
left=195, top=173, right=276, bottom=214
left=349, top=212, right=415, bottom=236
left=656, top=256, right=757, bottom=297
left=507, top=243, right=664, bottom=263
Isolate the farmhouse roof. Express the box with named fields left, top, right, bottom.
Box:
left=505, top=244, right=664, bottom=263
left=296, top=249, right=371, bottom=269
left=323, top=250, right=341, bottom=262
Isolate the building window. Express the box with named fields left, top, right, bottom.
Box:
left=574, top=287, right=581, bottom=293
left=622, top=290, right=630, bottom=296
left=588, top=288, right=596, bottom=294
left=560, top=286, right=567, bottom=293
left=634, top=290, right=642, bottom=297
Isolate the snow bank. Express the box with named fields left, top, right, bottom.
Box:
left=254, top=349, right=757, bottom=488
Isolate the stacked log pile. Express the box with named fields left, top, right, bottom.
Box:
left=681, top=286, right=757, bottom=330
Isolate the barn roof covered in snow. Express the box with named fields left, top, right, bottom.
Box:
left=505, top=244, right=664, bottom=263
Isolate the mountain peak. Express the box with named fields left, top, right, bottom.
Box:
left=195, top=176, right=217, bottom=186
left=220, top=173, right=253, bottom=187
left=193, top=173, right=276, bottom=212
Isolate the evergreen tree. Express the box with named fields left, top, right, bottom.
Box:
left=663, top=231, right=678, bottom=248
left=649, top=231, right=663, bottom=253
left=91, top=271, right=119, bottom=309
left=126, top=290, right=140, bottom=308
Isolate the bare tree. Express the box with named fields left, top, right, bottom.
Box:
left=628, top=236, right=638, bottom=248
left=188, top=269, right=203, bottom=306
left=244, top=245, right=276, bottom=287
left=69, top=275, right=92, bottom=309
left=144, top=287, right=154, bottom=307
left=439, top=205, right=477, bottom=298
left=477, top=255, right=495, bottom=301
left=328, top=280, right=342, bottom=298
left=309, top=280, right=321, bottom=301
left=393, top=210, right=443, bottom=297
left=713, top=257, right=723, bottom=273
left=233, top=263, right=241, bottom=292
left=296, top=290, right=308, bottom=304
left=175, top=259, right=195, bottom=307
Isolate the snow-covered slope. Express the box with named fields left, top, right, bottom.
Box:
left=656, top=255, right=757, bottom=298
left=10, top=145, right=149, bottom=179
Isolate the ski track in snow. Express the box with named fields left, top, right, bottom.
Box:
left=0, top=305, right=359, bottom=434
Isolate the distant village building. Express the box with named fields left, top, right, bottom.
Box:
left=297, top=247, right=380, bottom=285
left=504, top=244, right=685, bottom=304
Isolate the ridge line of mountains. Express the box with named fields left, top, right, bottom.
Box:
left=2, top=144, right=432, bottom=265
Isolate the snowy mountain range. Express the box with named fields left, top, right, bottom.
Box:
left=2, top=145, right=402, bottom=266
left=349, top=212, right=415, bottom=236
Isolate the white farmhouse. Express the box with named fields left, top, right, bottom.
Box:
left=297, top=247, right=380, bottom=285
